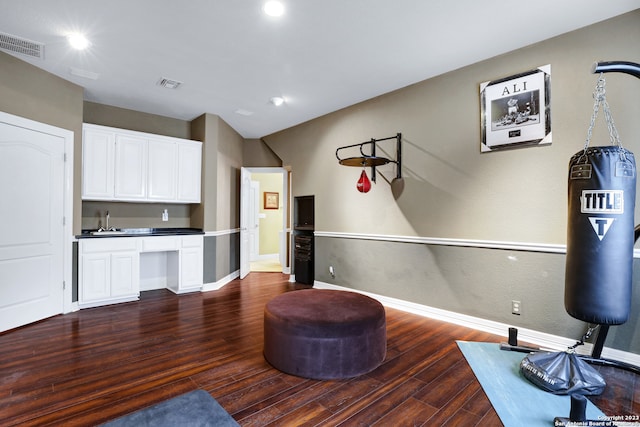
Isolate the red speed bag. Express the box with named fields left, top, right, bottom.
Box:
left=357, top=170, right=371, bottom=193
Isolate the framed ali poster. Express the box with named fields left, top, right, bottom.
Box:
left=480, top=64, right=551, bottom=152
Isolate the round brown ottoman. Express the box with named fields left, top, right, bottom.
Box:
left=263, top=289, right=386, bottom=380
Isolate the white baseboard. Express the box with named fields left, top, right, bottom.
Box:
left=167, top=286, right=202, bottom=295
left=314, top=280, right=640, bottom=366
left=202, top=270, right=240, bottom=292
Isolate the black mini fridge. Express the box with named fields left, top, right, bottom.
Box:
left=294, top=196, right=314, bottom=285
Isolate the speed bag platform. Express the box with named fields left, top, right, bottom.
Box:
left=565, top=146, right=636, bottom=325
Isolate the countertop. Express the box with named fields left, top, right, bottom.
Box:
left=78, top=228, right=204, bottom=238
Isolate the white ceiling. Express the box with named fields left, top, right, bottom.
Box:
left=0, top=1, right=637, bottom=138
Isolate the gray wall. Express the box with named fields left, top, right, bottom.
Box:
left=81, top=202, right=192, bottom=230
left=263, top=11, right=640, bottom=353
left=190, top=114, right=244, bottom=232
left=84, top=101, right=191, bottom=139
left=266, top=11, right=640, bottom=242
left=243, top=138, right=283, bottom=167
left=204, top=233, right=240, bottom=283
left=314, top=236, right=640, bottom=351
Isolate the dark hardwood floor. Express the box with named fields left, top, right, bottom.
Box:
left=1, top=273, right=637, bottom=426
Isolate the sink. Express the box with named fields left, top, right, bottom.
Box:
left=90, top=230, right=127, bottom=236
left=82, top=228, right=204, bottom=237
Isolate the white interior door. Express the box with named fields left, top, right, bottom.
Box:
left=249, top=180, right=259, bottom=262
left=0, top=118, right=66, bottom=332
left=239, top=167, right=251, bottom=279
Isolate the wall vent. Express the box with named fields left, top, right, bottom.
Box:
left=0, top=32, right=44, bottom=59
left=157, top=78, right=182, bottom=89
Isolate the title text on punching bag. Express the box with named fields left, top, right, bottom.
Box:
left=581, top=190, right=624, bottom=214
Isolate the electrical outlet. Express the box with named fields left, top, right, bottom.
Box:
left=162, top=209, right=168, bottom=222
left=512, top=300, right=521, bottom=315
left=329, top=265, right=335, bottom=278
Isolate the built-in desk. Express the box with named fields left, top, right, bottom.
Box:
left=78, top=230, right=203, bottom=309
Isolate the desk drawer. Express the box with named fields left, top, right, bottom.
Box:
left=81, top=237, right=139, bottom=253
left=141, top=236, right=179, bottom=252
left=182, top=235, right=203, bottom=248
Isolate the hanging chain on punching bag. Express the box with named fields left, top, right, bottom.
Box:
left=583, top=74, right=624, bottom=153
left=565, top=74, right=636, bottom=325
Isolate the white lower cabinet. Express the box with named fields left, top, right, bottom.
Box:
left=179, top=236, right=204, bottom=292
left=79, top=234, right=204, bottom=308
left=80, top=254, right=112, bottom=302
left=110, top=252, right=139, bottom=297
left=79, top=238, right=140, bottom=308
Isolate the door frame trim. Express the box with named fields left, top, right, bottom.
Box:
left=240, top=167, right=289, bottom=274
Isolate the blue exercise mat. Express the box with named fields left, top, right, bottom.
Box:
left=101, top=389, right=239, bottom=427
left=457, top=341, right=606, bottom=426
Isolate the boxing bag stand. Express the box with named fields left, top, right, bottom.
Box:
left=572, top=61, right=640, bottom=375
left=499, top=61, right=640, bottom=427
left=502, top=61, right=640, bottom=378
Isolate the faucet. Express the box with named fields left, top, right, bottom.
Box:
left=98, top=211, right=117, bottom=232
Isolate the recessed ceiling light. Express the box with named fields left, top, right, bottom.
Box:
left=67, top=33, right=90, bottom=50
left=263, top=1, right=285, bottom=17
left=269, top=96, right=285, bottom=106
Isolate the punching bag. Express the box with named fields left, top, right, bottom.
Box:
left=565, top=146, right=636, bottom=325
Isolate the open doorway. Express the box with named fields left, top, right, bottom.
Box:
left=240, top=167, right=289, bottom=276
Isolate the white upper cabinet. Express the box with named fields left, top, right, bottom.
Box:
left=82, top=124, right=202, bottom=203
left=147, top=139, right=177, bottom=201
left=114, top=134, right=148, bottom=200
left=177, top=141, right=202, bottom=203
left=82, top=127, right=115, bottom=199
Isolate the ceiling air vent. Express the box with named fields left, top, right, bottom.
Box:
left=157, top=77, right=182, bottom=89
left=0, top=32, right=44, bottom=59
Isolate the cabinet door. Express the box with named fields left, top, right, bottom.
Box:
left=180, top=247, right=203, bottom=289
left=82, top=127, right=115, bottom=200
left=180, top=235, right=203, bottom=290
left=111, top=252, right=139, bottom=298
left=114, top=135, right=147, bottom=200
left=80, top=253, right=111, bottom=302
left=177, top=141, right=202, bottom=203
left=147, top=140, right=177, bottom=201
